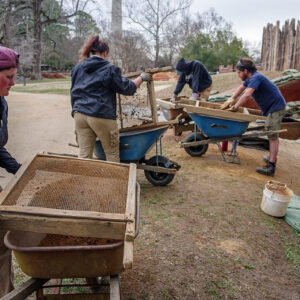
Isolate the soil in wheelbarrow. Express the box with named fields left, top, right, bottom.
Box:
left=38, top=234, right=120, bottom=247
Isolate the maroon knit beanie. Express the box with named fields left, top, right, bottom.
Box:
left=0, top=46, right=19, bottom=70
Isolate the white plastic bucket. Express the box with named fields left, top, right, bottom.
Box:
left=261, top=181, right=293, bottom=217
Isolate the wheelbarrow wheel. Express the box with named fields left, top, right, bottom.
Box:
left=184, top=132, right=208, bottom=157
left=144, top=155, right=175, bottom=186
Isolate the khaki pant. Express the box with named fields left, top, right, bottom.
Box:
left=74, top=112, right=120, bottom=163
left=199, top=85, right=212, bottom=101
left=265, top=108, right=286, bottom=140
left=0, top=229, right=14, bottom=297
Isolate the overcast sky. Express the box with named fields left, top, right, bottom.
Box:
left=190, top=0, right=300, bottom=43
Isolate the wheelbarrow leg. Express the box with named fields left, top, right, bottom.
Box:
left=215, top=141, right=240, bottom=164
left=110, top=275, right=120, bottom=300
left=0, top=278, right=48, bottom=300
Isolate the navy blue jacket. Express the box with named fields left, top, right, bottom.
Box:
left=71, top=56, right=137, bottom=120
left=0, top=97, right=21, bottom=174
left=174, top=59, right=212, bottom=95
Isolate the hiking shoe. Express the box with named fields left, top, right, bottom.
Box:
left=256, top=163, right=275, bottom=176
left=263, top=155, right=269, bottom=163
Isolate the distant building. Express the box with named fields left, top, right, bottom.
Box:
left=219, top=65, right=233, bottom=73
left=40, top=64, right=52, bottom=72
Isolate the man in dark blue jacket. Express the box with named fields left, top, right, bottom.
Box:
left=171, top=58, right=212, bottom=101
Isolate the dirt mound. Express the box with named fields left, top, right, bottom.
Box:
left=153, top=72, right=179, bottom=81
left=42, top=72, right=66, bottom=79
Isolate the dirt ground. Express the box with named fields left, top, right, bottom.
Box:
left=1, top=91, right=300, bottom=299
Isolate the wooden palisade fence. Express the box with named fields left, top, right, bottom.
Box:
left=261, top=19, right=300, bottom=71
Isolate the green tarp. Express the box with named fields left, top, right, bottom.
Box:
left=284, top=194, right=300, bottom=232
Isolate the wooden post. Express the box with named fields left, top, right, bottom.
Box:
left=147, top=81, right=158, bottom=124
left=261, top=19, right=300, bottom=71
left=117, top=94, right=123, bottom=129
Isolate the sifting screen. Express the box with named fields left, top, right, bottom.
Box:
left=1, top=156, right=129, bottom=214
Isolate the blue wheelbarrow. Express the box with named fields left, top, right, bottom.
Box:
left=181, top=112, right=277, bottom=164
left=94, top=125, right=180, bottom=186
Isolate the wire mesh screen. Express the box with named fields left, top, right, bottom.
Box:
left=2, top=156, right=130, bottom=214
left=119, top=84, right=152, bottom=128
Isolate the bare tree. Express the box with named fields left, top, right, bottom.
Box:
left=32, top=0, right=95, bottom=79
left=125, top=0, right=191, bottom=66
left=110, top=30, right=151, bottom=72
left=6, top=0, right=94, bottom=79
left=0, top=1, right=13, bottom=47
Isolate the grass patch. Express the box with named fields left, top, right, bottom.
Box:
left=11, top=87, right=70, bottom=95
left=16, top=77, right=71, bottom=85
left=281, top=229, right=300, bottom=277
left=243, top=263, right=255, bottom=270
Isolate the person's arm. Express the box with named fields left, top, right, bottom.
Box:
left=132, top=76, right=143, bottom=89
left=0, top=147, right=21, bottom=174
left=191, top=63, right=202, bottom=93
left=173, top=74, right=186, bottom=96
left=111, top=67, right=152, bottom=95
left=220, top=85, right=246, bottom=110
left=234, top=87, right=255, bottom=110
left=232, top=85, right=247, bottom=101
left=110, top=67, right=138, bottom=96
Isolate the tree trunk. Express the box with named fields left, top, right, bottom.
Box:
left=111, top=0, right=122, bottom=35
left=32, top=0, right=42, bottom=80
left=2, top=1, right=12, bottom=47
left=154, top=35, right=159, bottom=67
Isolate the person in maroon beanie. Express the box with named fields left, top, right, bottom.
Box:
left=0, top=46, right=22, bottom=297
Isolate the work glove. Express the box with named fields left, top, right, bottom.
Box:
left=220, top=97, right=235, bottom=110
left=226, top=105, right=237, bottom=112
left=189, top=93, right=199, bottom=100
left=140, top=72, right=152, bottom=82
left=170, top=94, right=177, bottom=102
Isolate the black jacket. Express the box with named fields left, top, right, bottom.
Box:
left=174, top=59, right=212, bottom=95
left=0, top=97, right=21, bottom=174
left=71, top=56, right=137, bottom=120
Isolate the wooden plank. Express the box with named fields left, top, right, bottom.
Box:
left=156, top=98, right=177, bottom=109
left=110, top=275, right=121, bottom=300
left=0, top=214, right=126, bottom=239
left=123, top=238, right=134, bottom=269
left=136, top=164, right=177, bottom=174
left=157, top=97, right=204, bottom=110
left=42, top=294, right=109, bottom=300
left=125, top=163, right=136, bottom=222
left=0, top=153, right=37, bottom=206
left=119, top=123, right=173, bottom=133
left=1, top=278, right=48, bottom=300
left=183, top=105, right=266, bottom=122
left=180, top=129, right=287, bottom=148
left=37, top=153, right=130, bottom=168
left=123, top=66, right=172, bottom=79
left=243, top=108, right=250, bottom=115
left=147, top=81, right=158, bottom=124
left=0, top=206, right=128, bottom=222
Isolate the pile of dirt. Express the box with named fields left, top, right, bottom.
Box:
left=42, top=72, right=66, bottom=79
left=39, top=234, right=120, bottom=247
left=153, top=72, right=179, bottom=81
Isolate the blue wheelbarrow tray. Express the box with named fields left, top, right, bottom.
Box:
left=95, top=125, right=169, bottom=162
left=188, top=113, right=249, bottom=138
